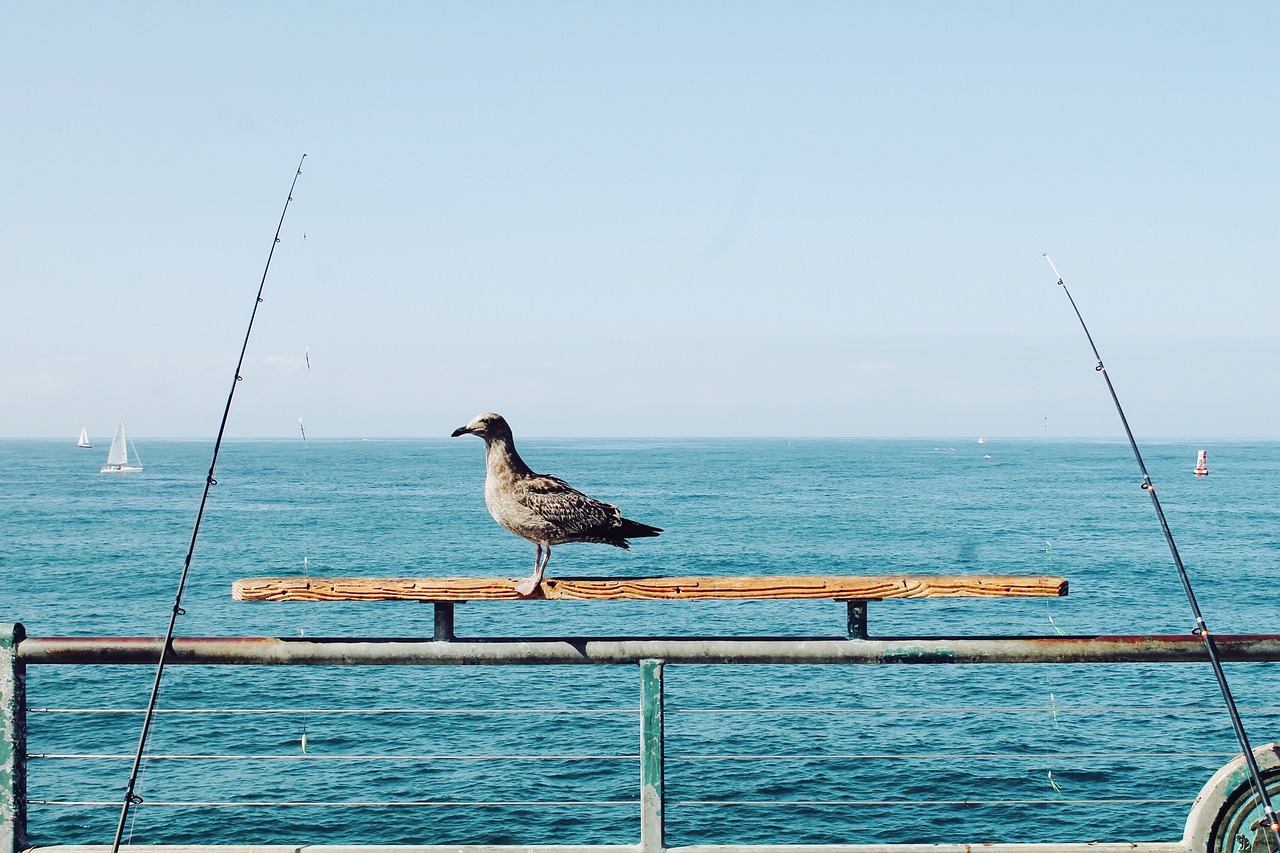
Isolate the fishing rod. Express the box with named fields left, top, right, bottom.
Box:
left=1044, top=253, right=1280, bottom=847
left=110, top=155, right=307, bottom=853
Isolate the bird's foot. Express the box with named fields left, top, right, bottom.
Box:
left=513, top=576, right=543, bottom=598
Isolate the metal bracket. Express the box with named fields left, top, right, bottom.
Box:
left=846, top=600, right=869, bottom=640
left=433, top=602, right=455, bottom=642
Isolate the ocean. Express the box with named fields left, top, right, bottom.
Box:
left=3, top=436, right=1280, bottom=846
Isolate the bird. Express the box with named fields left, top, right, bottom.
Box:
left=451, top=412, right=662, bottom=596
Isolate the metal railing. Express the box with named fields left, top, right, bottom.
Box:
left=7, top=622, right=1280, bottom=853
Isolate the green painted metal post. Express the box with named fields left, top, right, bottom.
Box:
left=1, top=624, right=26, bottom=853
left=639, top=658, right=665, bottom=853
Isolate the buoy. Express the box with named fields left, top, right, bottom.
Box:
left=1194, top=449, right=1208, bottom=477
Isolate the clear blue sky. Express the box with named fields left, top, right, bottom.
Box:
left=3, top=2, right=1276, bottom=439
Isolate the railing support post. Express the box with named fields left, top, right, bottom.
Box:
left=639, top=658, right=665, bottom=853
left=1, top=623, right=26, bottom=853
left=433, top=602, right=455, bottom=642
left=846, top=600, right=869, bottom=639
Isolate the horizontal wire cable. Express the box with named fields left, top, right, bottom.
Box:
left=28, top=797, right=1194, bottom=808
left=27, top=751, right=1236, bottom=762
left=670, top=798, right=1197, bottom=807
left=29, top=799, right=638, bottom=808
left=22, top=703, right=1247, bottom=822
left=674, top=751, right=1237, bottom=760
left=673, top=706, right=1280, bottom=714
left=29, top=705, right=1280, bottom=715
left=30, top=753, right=638, bottom=761
left=29, top=707, right=636, bottom=715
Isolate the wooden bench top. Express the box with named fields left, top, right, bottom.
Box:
left=232, top=574, right=1068, bottom=602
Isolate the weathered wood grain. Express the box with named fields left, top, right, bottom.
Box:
left=232, top=574, right=1067, bottom=602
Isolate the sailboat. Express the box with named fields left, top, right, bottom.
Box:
left=100, top=419, right=143, bottom=474
left=77, top=427, right=92, bottom=448
left=1194, top=449, right=1208, bottom=477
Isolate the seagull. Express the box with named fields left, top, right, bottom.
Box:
left=451, top=412, right=662, bottom=596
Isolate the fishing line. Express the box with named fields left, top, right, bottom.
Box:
left=300, top=414, right=310, bottom=575
left=110, top=155, right=306, bottom=853
left=125, top=747, right=150, bottom=843
left=1044, top=253, right=1280, bottom=846
left=300, top=345, right=314, bottom=576
left=1042, top=540, right=1065, bottom=634
left=299, top=350, right=313, bottom=752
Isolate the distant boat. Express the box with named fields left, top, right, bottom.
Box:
left=100, top=419, right=143, bottom=474
left=1194, top=449, right=1208, bottom=477
left=978, top=437, right=986, bottom=444
left=77, top=427, right=92, bottom=448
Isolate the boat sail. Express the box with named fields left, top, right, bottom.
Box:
left=100, top=419, right=143, bottom=474
left=1194, top=449, right=1208, bottom=477
left=77, top=427, right=92, bottom=448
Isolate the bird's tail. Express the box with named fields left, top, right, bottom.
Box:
left=619, top=518, right=662, bottom=539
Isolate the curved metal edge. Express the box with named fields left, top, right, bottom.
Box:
left=1183, top=742, right=1280, bottom=853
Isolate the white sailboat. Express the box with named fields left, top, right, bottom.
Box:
left=77, top=427, right=92, bottom=448
left=100, top=419, right=143, bottom=474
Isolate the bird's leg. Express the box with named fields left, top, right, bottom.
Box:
left=515, top=544, right=547, bottom=597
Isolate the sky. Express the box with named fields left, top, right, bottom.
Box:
left=2, top=1, right=1277, bottom=439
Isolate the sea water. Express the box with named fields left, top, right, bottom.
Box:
left=2, top=437, right=1279, bottom=846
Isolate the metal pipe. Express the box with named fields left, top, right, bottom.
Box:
left=16, top=634, right=1280, bottom=666
left=639, top=660, right=664, bottom=853
left=1, top=624, right=26, bottom=853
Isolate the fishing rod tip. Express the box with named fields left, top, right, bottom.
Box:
left=1042, top=254, right=1064, bottom=283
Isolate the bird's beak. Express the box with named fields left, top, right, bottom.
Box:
left=451, top=425, right=473, bottom=438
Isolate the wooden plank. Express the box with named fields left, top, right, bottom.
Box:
left=232, top=574, right=1067, bottom=602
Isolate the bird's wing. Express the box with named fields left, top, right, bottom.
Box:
left=512, top=474, right=621, bottom=535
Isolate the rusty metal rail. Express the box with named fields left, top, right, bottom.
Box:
left=15, top=633, right=1280, bottom=666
